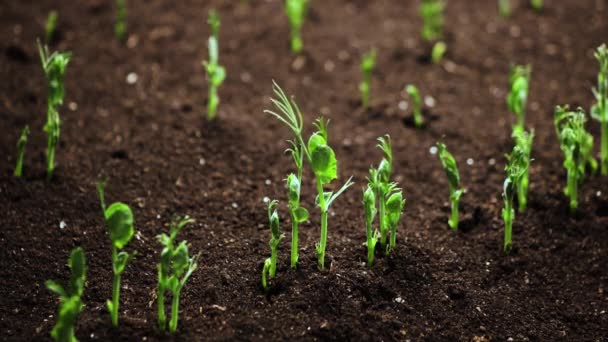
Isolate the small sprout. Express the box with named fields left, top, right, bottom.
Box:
left=157, top=216, right=200, bottom=333
left=512, top=128, right=534, bottom=212
left=498, top=0, right=511, bottom=17
left=436, top=142, right=464, bottom=231
left=502, top=145, right=529, bottom=252
left=363, top=186, right=378, bottom=266
left=359, top=49, right=377, bottom=108
left=530, top=0, right=542, bottom=11
left=202, top=10, right=226, bottom=121
left=386, top=187, right=405, bottom=253
left=554, top=106, right=597, bottom=211
left=46, top=247, right=87, bottom=342
left=286, top=171, right=308, bottom=269
left=115, top=0, right=127, bottom=41
left=591, top=44, right=608, bottom=175
left=506, top=65, right=531, bottom=131
left=431, top=41, right=447, bottom=64
left=420, top=0, right=445, bottom=42
left=406, top=84, right=424, bottom=128
left=261, top=200, right=284, bottom=290
left=45, top=11, right=58, bottom=44
left=13, top=125, right=30, bottom=178
left=96, top=180, right=136, bottom=328
left=38, top=41, right=71, bottom=181
left=285, top=0, right=309, bottom=54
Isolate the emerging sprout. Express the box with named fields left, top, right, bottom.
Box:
left=502, top=146, right=529, bottom=252
left=45, top=10, right=58, bottom=44
left=96, top=180, right=136, bottom=328
left=261, top=200, right=284, bottom=290
left=431, top=41, right=447, bottom=64
left=406, top=84, right=424, bottom=128
left=530, top=0, right=542, bottom=11
left=554, top=106, right=597, bottom=211
left=506, top=65, right=531, bottom=131
left=436, top=142, right=464, bottom=230
left=157, top=216, right=200, bottom=333
left=362, top=186, right=378, bottom=266
left=202, top=10, right=226, bottom=121
left=285, top=0, right=309, bottom=54
left=591, top=44, right=608, bottom=175
left=498, top=0, right=511, bottom=17
left=286, top=171, right=308, bottom=269
left=38, top=41, right=71, bottom=181
left=265, top=82, right=354, bottom=270
left=45, top=247, right=87, bottom=342
left=13, top=126, right=29, bottom=178
left=420, top=0, right=444, bottom=41
left=359, top=49, right=377, bottom=108
left=115, top=0, right=127, bottom=41
left=512, top=128, right=534, bottom=212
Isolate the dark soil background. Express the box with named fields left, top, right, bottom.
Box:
left=1, top=0, right=607, bottom=340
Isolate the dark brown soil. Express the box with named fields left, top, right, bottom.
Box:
left=1, top=0, right=607, bottom=340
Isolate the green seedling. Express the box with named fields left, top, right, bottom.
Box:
left=202, top=10, right=226, bottom=121
left=502, top=146, right=528, bottom=252
left=265, top=82, right=354, bottom=270
left=554, top=106, right=597, bottom=211
left=362, top=186, right=378, bottom=266
left=406, top=84, right=423, bottom=127
left=45, top=11, right=58, bottom=44
left=436, top=142, right=464, bottom=231
left=285, top=0, right=309, bottom=53
left=512, top=128, right=534, bottom=212
left=115, top=0, right=127, bottom=41
left=157, top=216, right=200, bottom=333
left=38, top=41, right=71, bottom=181
left=506, top=65, right=531, bottom=131
left=46, top=247, right=87, bottom=342
left=420, top=0, right=444, bottom=42
left=431, top=41, right=447, bottom=64
left=14, top=126, right=29, bottom=178
left=498, top=0, right=511, bottom=17
left=591, top=44, right=608, bottom=175
left=359, top=49, right=377, bottom=108
left=261, top=200, right=284, bottom=290
left=531, top=0, right=542, bottom=11
left=286, top=171, right=308, bottom=269
left=96, top=180, right=135, bottom=328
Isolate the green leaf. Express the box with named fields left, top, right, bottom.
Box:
left=172, top=242, right=190, bottom=277
left=46, top=280, right=67, bottom=298
left=68, top=247, right=86, bottom=295
left=308, top=134, right=337, bottom=184
left=293, top=207, right=309, bottom=223
left=287, top=173, right=300, bottom=205
left=105, top=202, right=135, bottom=249
left=385, top=191, right=405, bottom=227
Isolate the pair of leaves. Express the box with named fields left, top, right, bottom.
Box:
left=105, top=202, right=135, bottom=250
left=308, top=132, right=337, bottom=185
left=437, top=142, right=460, bottom=190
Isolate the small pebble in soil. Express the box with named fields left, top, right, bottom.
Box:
left=467, top=158, right=474, bottom=166
left=232, top=202, right=238, bottom=209
left=596, top=191, right=602, bottom=197
left=68, top=102, right=78, bottom=111
left=394, top=297, right=404, bottom=303
left=324, top=60, right=335, bottom=72
left=126, top=72, right=138, bottom=84
left=240, top=72, right=252, bottom=83
left=424, top=95, right=436, bottom=107
left=429, top=146, right=438, bottom=155
left=398, top=100, right=408, bottom=111
left=265, top=179, right=271, bottom=185
left=488, top=158, right=496, bottom=166
left=263, top=196, right=270, bottom=203
left=199, top=158, right=206, bottom=166
left=59, top=221, right=67, bottom=230
left=320, top=106, right=331, bottom=116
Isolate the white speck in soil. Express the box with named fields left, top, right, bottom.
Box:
left=232, top=202, right=238, bottom=209
left=398, top=100, right=408, bottom=111
left=126, top=72, right=138, bottom=84
left=59, top=221, right=67, bottom=230
left=68, top=102, right=78, bottom=111
left=263, top=197, right=269, bottom=203
left=265, top=179, right=271, bottom=185
left=199, top=158, right=206, bottom=166
left=394, top=297, right=404, bottom=303
left=467, top=158, right=474, bottom=166
left=429, top=146, right=438, bottom=155
left=596, top=191, right=602, bottom=197
left=488, top=158, right=496, bottom=166
left=424, top=95, right=436, bottom=108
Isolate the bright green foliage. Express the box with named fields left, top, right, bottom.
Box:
left=14, top=126, right=29, bottom=178
left=96, top=180, right=135, bottom=328
left=38, top=42, right=71, bottom=181
left=591, top=44, right=608, bottom=175
left=265, top=82, right=354, bottom=270
left=261, top=200, right=284, bottom=290
left=115, top=0, right=127, bottom=41
left=46, top=247, right=87, bottom=342
left=554, top=106, right=597, bottom=211
left=285, top=0, right=309, bottom=53
left=406, top=85, right=423, bottom=128
left=436, top=142, right=464, bottom=231
left=431, top=41, right=446, bottom=64
left=359, top=49, right=377, bottom=108
left=203, top=10, right=226, bottom=121
left=530, top=0, right=542, bottom=11
left=157, top=216, right=200, bottom=333
left=512, top=128, right=534, bottom=212
left=420, top=0, right=444, bottom=41
left=498, top=0, right=511, bottom=17
left=364, top=135, right=405, bottom=263
left=506, top=65, right=531, bottom=131
left=286, top=171, right=308, bottom=269
left=502, top=146, right=529, bottom=252
left=45, top=11, right=58, bottom=43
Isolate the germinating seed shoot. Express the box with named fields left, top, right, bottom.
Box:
left=13, top=125, right=29, bottom=178
left=203, top=9, right=226, bottom=120
left=436, top=142, right=464, bottom=231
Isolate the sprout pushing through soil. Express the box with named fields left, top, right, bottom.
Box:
left=512, top=128, right=534, bottom=212
left=436, top=142, right=464, bottom=231
left=502, top=145, right=529, bottom=252
left=431, top=41, right=447, bottom=64
left=554, top=106, right=597, bottom=211
left=38, top=41, right=71, bottom=181
left=507, top=65, right=531, bottom=131
left=285, top=0, right=309, bottom=54
left=202, top=9, right=226, bottom=121
left=115, top=0, right=127, bottom=41
left=13, top=125, right=29, bottom=178
left=498, top=0, right=511, bottom=17
left=262, top=200, right=284, bottom=290
left=591, top=44, right=608, bottom=175
left=45, top=247, right=87, bottom=342
left=359, top=49, right=377, bottom=108
left=157, top=215, right=200, bottom=333
left=406, top=84, right=423, bottom=128
left=45, top=10, right=58, bottom=44
left=96, top=180, right=136, bottom=328
left=286, top=172, right=308, bottom=269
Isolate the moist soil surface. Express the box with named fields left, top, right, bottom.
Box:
left=1, top=0, right=608, bottom=341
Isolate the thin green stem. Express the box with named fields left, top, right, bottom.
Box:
left=157, top=283, right=165, bottom=331
left=270, top=242, right=278, bottom=278
left=379, top=190, right=387, bottom=246
left=503, top=200, right=513, bottom=251
left=169, top=289, right=180, bottom=333
left=111, top=247, right=120, bottom=327
left=601, top=121, right=607, bottom=175
left=567, top=169, right=578, bottom=212
left=290, top=213, right=298, bottom=269
left=316, top=179, right=327, bottom=270
left=449, top=197, right=459, bottom=231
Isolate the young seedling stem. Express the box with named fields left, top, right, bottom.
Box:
left=359, top=49, right=377, bottom=108
left=115, top=0, right=127, bottom=41
left=507, top=65, right=531, bottom=131
left=437, top=142, right=464, bottom=230
left=14, top=126, right=29, bottom=178
left=406, top=85, right=423, bottom=128
left=285, top=0, right=309, bottom=54
left=203, top=10, right=226, bottom=120
left=591, top=44, right=608, bottom=175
